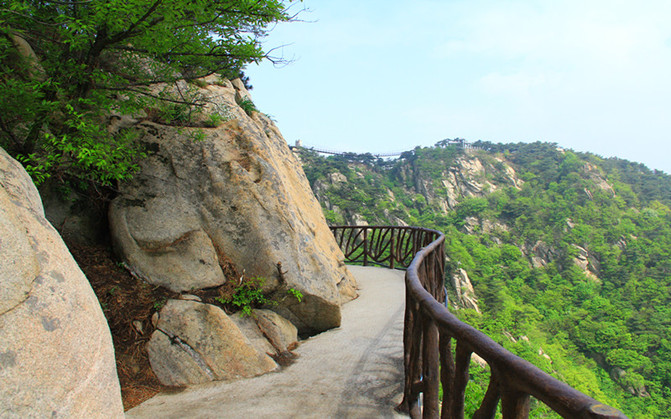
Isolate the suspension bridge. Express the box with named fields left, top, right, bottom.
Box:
left=289, top=138, right=481, bottom=158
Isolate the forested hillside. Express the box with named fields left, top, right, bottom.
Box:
left=299, top=141, right=671, bottom=417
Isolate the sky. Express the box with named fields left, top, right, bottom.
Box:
left=245, top=0, right=671, bottom=174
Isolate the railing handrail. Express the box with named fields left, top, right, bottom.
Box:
left=330, top=225, right=628, bottom=419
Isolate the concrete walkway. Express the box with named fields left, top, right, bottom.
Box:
left=126, top=265, right=408, bottom=419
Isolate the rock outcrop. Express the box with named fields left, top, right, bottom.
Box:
left=232, top=308, right=299, bottom=358
left=572, top=244, right=601, bottom=283
left=0, top=148, right=123, bottom=417
left=428, top=154, right=521, bottom=214
left=147, top=299, right=278, bottom=386
left=451, top=268, right=480, bottom=313
left=528, top=240, right=558, bottom=269
left=109, top=77, right=357, bottom=335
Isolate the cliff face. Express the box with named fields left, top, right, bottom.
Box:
left=109, top=77, right=357, bottom=336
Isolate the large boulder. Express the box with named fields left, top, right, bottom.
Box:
left=147, top=299, right=278, bottom=386
left=109, top=77, right=357, bottom=334
left=0, top=148, right=123, bottom=417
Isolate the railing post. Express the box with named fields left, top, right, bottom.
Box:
left=390, top=229, right=396, bottom=270
left=363, top=227, right=368, bottom=266
left=422, top=318, right=440, bottom=417
left=501, top=389, right=530, bottom=419
left=450, top=342, right=471, bottom=419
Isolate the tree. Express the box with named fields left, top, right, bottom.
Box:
left=0, top=0, right=295, bottom=186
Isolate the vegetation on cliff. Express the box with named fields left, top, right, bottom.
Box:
left=300, top=142, right=671, bottom=417
left=0, top=0, right=293, bottom=187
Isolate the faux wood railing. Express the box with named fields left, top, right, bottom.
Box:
left=330, top=225, right=628, bottom=419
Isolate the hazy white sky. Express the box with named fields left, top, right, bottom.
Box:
left=246, top=0, right=671, bottom=174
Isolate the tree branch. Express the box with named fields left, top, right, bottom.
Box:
left=107, top=0, right=164, bottom=45
left=95, top=85, right=204, bottom=106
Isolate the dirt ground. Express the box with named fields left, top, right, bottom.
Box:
left=67, top=240, right=253, bottom=410
left=68, top=243, right=177, bottom=410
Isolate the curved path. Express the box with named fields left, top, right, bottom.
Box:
left=126, top=265, right=408, bottom=418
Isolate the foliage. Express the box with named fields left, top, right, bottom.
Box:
left=216, top=277, right=303, bottom=317
left=216, top=277, right=269, bottom=317
left=300, top=142, right=671, bottom=417
left=287, top=287, right=303, bottom=303
left=0, top=0, right=294, bottom=187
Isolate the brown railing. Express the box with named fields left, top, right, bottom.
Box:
left=330, top=225, right=628, bottom=419
left=330, top=225, right=438, bottom=269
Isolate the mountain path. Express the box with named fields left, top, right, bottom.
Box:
left=126, top=265, right=408, bottom=419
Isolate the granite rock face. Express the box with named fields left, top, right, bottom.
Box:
left=451, top=268, right=480, bottom=313
left=109, top=77, right=357, bottom=334
left=0, top=147, right=123, bottom=417
left=147, top=299, right=278, bottom=386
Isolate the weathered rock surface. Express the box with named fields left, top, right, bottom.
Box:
left=40, top=181, right=108, bottom=245
left=253, top=308, right=299, bottom=353
left=109, top=77, right=357, bottom=334
left=231, top=309, right=299, bottom=358
left=528, top=240, right=558, bottom=269
left=584, top=162, right=615, bottom=196
left=231, top=314, right=277, bottom=357
left=572, top=244, right=601, bottom=283
left=451, top=268, right=480, bottom=313
left=147, top=299, right=278, bottom=386
left=0, top=147, right=123, bottom=417
left=427, top=154, right=520, bottom=214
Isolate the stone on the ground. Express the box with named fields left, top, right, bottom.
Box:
left=147, top=299, right=278, bottom=386
left=109, top=77, right=357, bottom=334
left=253, top=309, right=298, bottom=353
left=231, top=314, right=277, bottom=357
left=0, top=147, right=123, bottom=417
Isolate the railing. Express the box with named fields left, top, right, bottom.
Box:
left=330, top=225, right=438, bottom=269
left=330, top=225, right=628, bottom=419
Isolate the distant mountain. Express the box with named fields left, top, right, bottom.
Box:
left=298, top=141, right=671, bottom=417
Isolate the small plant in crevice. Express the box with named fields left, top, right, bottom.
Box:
left=216, top=276, right=268, bottom=317
left=157, top=102, right=192, bottom=125
left=204, top=102, right=234, bottom=128
left=237, top=97, right=257, bottom=116
left=215, top=276, right=303, bottom=317
left=214, top=77, right=229, bottom=87
left=286, top=287, right=303, bottom=303
left=190, top=78, right=209, bottom=88
left=153, top=297, right=166, bottom=311
left=205, top=112, right=225, bottom=128
left=188, top=129, right=207, bottom=143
